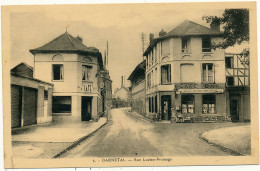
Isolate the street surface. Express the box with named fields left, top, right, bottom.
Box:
left=61, top=108, right=247, bottom=158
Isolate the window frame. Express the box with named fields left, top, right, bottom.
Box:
left=202, top=95, right=216, bottom=114
left=226, top=76, right=234, bottom=86
left=202, top=37, right=211, bottom=52
left=202, top=63, right=214, bottom=83
left=161, top=64, right=171, bottom=84
left=225, top=57, right=234, bottom=69
left=181, top=37, right=191, bottom=53
left=52, top=64, right=64, bottom=81
left=181, top=95, right=195, bottom=114
left=82, top=65, right=92, bottom=81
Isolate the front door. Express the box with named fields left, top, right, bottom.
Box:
left=230, top=99, right=239, bottom=122
left=161, top=95, right=171, bottom=120
left=82, top=96, right=92, bottom=121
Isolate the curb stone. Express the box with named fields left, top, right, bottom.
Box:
left=52, top=118, right=108, bottom=158
left=199, top=133, right=245, bottom=156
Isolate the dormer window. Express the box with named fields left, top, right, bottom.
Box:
left=202, top=37, right=211, bottom=52
left=182, top=37, right=191, bottom=53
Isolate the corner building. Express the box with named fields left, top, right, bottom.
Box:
left=30, top=32, right=104, bottom=122
left=144, top=20, right=227, bottom=122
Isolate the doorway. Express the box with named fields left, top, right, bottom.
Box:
left=81, top=96, right=92, bottom=121
left=230, top=99, right=239, bottom=122
left=161, top=95, right=171, bottom=120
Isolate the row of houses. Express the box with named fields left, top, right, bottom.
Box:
left=11, top=32, right=112, bottom=128
left=128, top=20, right=250, bottom=122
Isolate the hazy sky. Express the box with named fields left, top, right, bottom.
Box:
left=10, top=3, right=227, bottom=91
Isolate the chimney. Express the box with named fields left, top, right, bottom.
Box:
left=210, top=20, right=220, bottom=31
left=149, top=33, right=154, bottom=42
left=121, top=76, right=124, bottom=87
left=76, top=35, right=83, bottom=43
left=159, top=29, right=166, bottom=37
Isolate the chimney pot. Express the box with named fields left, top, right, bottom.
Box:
left=76, top=35, right=83, bottom=43
left=159, top=29, right=166, bottom=37
left=210, top=20, right=220, bottom=31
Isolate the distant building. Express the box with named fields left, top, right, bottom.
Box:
left=128, top=60, right=146, bottom=116
left=99, top=69, right=112, bottom=114
left=225, top=52, right=250, bottom=122
left=11, top=63, right=53, bottom=128
left=113, top=76, right=130, bottom=107
left=30, top=31, right=106, bottom=122
left=143, top=20, right=227, bottom=122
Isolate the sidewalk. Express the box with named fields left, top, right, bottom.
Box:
left=12, top=117, right=107, bottom=158
left=201, top=125, right=251, bottom=155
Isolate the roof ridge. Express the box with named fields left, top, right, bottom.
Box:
left=185, top=20, right=217, bottom=31
left=66, top=32, right=77, bottom=50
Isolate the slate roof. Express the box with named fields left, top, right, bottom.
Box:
left=128, top=60, right=146, bottom=81
left=143, top=20, right=224, bottom=56
left=166, top=20, right=223, bottom=37
left=30, top=32, right=99, bottom=54
left=11, top=62, right=33, bottom=71
left=30, top=31, right=103, bottom=69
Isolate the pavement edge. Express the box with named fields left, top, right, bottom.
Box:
left=199, top=132, right=246, bottom=156
left=52, top=117, right=108, bottom=158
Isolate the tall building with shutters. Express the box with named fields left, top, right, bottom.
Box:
left=30, top=31, right=105, bottom=122
left=143, top=20, right=228, bottom=122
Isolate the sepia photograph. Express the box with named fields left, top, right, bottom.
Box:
left=1, top=0, right=259, bottom=169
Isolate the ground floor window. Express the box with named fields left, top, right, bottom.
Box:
left=202, top=95, right=216, bottom=114
left=181, top=95, right=194, bottom=114
left=155, top=95, right=158, bottom=113
left=149, top=97, right=151, bottom=112
left=52, top=96, right=72, bottom=113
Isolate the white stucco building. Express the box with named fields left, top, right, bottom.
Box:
left=30, top=32, right=104, bottom=122
left=144, top=20, right=227, bottom=122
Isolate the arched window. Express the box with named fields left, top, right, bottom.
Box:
left=52, top=54, right=64, bottom=61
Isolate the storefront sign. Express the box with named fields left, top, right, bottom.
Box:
left=175, top=83, right=224, bottom=89
left=176, top=89, right=224, bottom=94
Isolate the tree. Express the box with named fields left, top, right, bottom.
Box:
left=203, top=9, right=249, bottom=49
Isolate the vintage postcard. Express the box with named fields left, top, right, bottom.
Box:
left=2, top=1, right=259, bottom=168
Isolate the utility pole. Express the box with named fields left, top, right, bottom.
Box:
left=140, top=32, right=145, bottom=61
left=106, top=41, right=109, bottom=67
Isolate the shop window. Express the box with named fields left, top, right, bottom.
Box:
left=181, top=95, right=194, bottom=114
left=82, top=65, right=92, bottom=81
left=53, top=64, right=64, bottom=81
left=226, top=76, right=234, bottom=86
left=202, top=95, right=216, bottom=114
left=152, top=97, right=154, bottom=113
left=161, top=64, right=171, bottom=84
left=44, top=90, right=48, bottom=100
left=202, top=37, right=211, bottom=52
left=182, top=37, right=191, bottom=53
left=155, top=95, right=158, bottom=113
left=52, top=96, right=71, bottom=113
left=202, top=63, right=214, bottom=82
left=225, top=57, right=234, bottom=68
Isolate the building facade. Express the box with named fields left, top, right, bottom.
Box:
left=99, top=69, right=113, bottom=114
left=144, top=20, right=228, bottom=122
left=30, top=32, right=105, bottom=122
left=11, top=63, right=53, bottom=128
left=225, top=52, right=250, bottom=122
left=128, top=60, right=146, bottom=116
left=112, top=76, right=130, bottom=108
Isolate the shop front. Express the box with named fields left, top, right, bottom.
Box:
left=173, top=83, right=228, bottom=122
